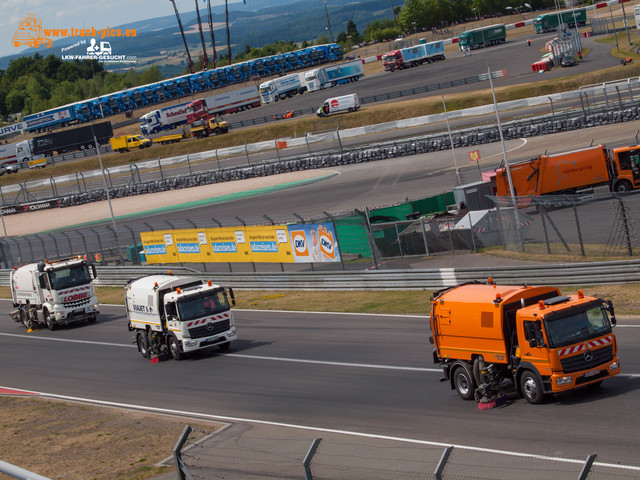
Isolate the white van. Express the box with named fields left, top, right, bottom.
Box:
left=317, top=94, right=360, bottom=117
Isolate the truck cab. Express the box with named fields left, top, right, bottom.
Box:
left=10, top=256, right=99, bottom=330
left=610, top=146, right=640, bottom=192
left=126, top=275, right=237, bottom=361
left=383, top=50, right=402, bottom=71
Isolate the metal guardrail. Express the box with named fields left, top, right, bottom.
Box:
left=1, top=261, right=637, bottom=290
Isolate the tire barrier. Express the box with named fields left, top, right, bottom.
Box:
left=44, top=102, right=640, bottom=209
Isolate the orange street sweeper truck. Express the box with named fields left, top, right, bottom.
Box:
left=429, top=280, right=620, bottom=405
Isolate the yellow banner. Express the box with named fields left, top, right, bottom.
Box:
left=141, top=226, right=296, bottom=264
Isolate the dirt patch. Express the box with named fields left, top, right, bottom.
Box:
left=0, top=396, right=221, bottom=480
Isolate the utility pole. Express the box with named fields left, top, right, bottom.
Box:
left=195, top=0, right=209, bottom=70
left=169, top=0, right=194, bottom=73
left=207, top=0, right=217, bottom=68
left=225, top=0, right=232, bottom=65
left=323, top=0, right=335, bottom=42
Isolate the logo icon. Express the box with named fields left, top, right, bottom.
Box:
left=583, top=350, right=593, bottom=362
left=290, top=231, right=309, bottom=255
left=330, top=99, right=339, bottom=109
left=12, top=14, right=52, bottom=49
left=318, top=227, right=335, bottom=260
left=86, top=38, right=112, bottom=57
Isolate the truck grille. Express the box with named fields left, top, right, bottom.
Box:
left=188, top=319, right=231, bottom=339
left=62, top=298, right=91, bottom=309
left=560, top=345, right=613, bottom=373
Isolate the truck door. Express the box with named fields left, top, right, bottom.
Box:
left=163, top=301, right=177, bottom=333
left=518, top=319, right=550, bottom=369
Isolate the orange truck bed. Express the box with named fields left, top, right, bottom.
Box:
left=496, top=145, right=611, bottom=197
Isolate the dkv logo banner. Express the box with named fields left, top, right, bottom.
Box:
left=289, top=223, right=339, bottom=263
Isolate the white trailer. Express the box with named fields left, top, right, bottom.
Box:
left=0, top=143, right=19, bottom=167
left=139, top=102, right=190, bottom=135
left=9, top=256, right=99, bottom=330
left=259, top=73, right=306, bottom=104
left=305, top=59, right=365, bottom=92
left=126, top=274, right=237, bottom=361
left=200, top=85, right=262, bottom=116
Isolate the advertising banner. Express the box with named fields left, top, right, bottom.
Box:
left=288, top=222, right=340, bottom=263
left=140, top=222, right=340, bottom=264
left=140, top=230, right=179, bottom=264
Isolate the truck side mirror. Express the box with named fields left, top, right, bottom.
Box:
left=228, top=288, right=236, bottom=306
left=603, top=300, right=616, bottom=326
left=38, top=275, right=46, bottom=289
left=91, top=264, right=97, bottom=279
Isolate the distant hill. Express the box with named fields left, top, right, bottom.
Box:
left=0, top=0, right=398, bottom=74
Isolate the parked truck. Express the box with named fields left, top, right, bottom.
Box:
left=9, top=256, right=99, bottom=331
left=190, top=116, right=230, bottom=138
left=14, top=121, right=113, bottom=166
left=259, top=73, right=306, bottom=104
left=139, top=102, right=191, bottom=135
left=495, top=144, right=640, bottom=198
left=383, top=41, right=446, bottom=71
left=185, top=86, right=261, bottom=125
left=457, top=24, right=506, bottom=51
left=0, top=143, right=20, bottom=168
left=429, top=280, right=620, bottom=405
left=126, top=274, right=237, bottom=361
left=304, top=59, right=365, bottom=92
left=534, top=8, right=587, bottom=33
left=109, top=134, right=152, bottom=153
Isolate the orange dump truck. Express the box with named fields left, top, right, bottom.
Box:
left=429, top=280, right=620, bottom=404
left=496, top=144, right=640, bottom=197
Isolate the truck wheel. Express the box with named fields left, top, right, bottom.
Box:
left=168, top=336, right=183, bottom=361
left=614, top=180, right=632, bottom=192
left=44, top=311, right=57, bottom=331
left=453, top=365, right=476, bottom=400
left=218, top=341, right=231, bottom=352
left=520, top=370, right=544, bottom=404
left=348, top=107, right=354, bottom=113
left=214, top=128, right=222, bottom=135
left=136, top=333, right=149, bottom=359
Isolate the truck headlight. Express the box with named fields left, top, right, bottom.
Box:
left=610, top=361, right=620, bottom=370
left=185, top=340, right=197, bottom=347
left=55, top=312, right=62, bottom=318
left=557, top=376, right=572, bottom=386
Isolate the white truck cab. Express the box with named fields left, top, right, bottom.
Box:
left=317, top=94, right=360, bottom=117
left=10, top=256, right=99, bottom=330
left=126, top=274, right=237, bottom=361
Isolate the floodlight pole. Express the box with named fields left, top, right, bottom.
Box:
left=441, top=95, right=462, bottom=185
left=487, top=66, right=524, bottom=252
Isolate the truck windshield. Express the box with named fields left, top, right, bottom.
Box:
left=543, top=304, right=612, bottom=348
left=48, top=265, right=92, bottom=290
left=177, top=290, right=230, bottom=321
left=386, top=54, right=399, bottom=62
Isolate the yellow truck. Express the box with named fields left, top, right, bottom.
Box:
left=191, top=117, right=230, bottom=139
left=109, top=134, right=152, bottom=153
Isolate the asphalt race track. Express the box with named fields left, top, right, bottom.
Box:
left=1, top=302, right=639, bottom=468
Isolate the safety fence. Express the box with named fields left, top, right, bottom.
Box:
left=172, top=422, right=640, bottom=480
left=2, top=190, right=640, bottom=274
left=1, top=258, right=638, bottom=290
